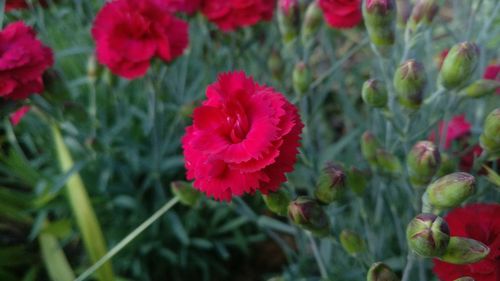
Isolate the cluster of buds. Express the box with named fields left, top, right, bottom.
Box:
left=363, top=0, right=396, bottom=46
left=406, top=141, right=441, bottom=188
left=361, top=131, right=402, bottom=175
left=480, top=108, right=500, bottom=157
left=314, top=163, right=346, bottom=204
left=366, top=262, right=399, bottom=281
left=393, top=60, right=427, bottom=110
left=439, top=42, right=480, bottom=89
left=288, top=197, right=330, bottom=236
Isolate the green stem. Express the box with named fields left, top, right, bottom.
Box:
left=307, top=232, right=328, bottom=279
left=401, top=252, right=416, bottom=281
left=74, top=196, right=180, bottom=281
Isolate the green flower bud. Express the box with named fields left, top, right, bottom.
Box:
left=396, top=0, right=412, bottom=27
left=480, top=108, right=500, bottom=153
left=268, top=50, right=284, bottom=81
left=170, top=181, right=201, bottom=207
left=278, top=0, right=300, bottom=44
left=427, top=172, right=475, bottom=209
left=409, top=0, right=439, bottom=28
left=347, top=167, right=369, bottom=196
left=362, top=79, right=388, bottom=108
left=376, top=149, right=403, bottom=175
left=301, top=1, right=323, bottom=46
left=315, top=163, right=346, bottom=204
left=262, top=189, right=291, bottom=216
left=363, top=0, right=397, bottom=46
left=406, top=213, right=450, bottom=257
left=460, top=79, right=500, bottom=99
left=87, top=55, right=98, bottom=83
left=361, top=131, right=381, bottom=165
left=393, top=60, right=427, bottom=110
left=440, top=42, right=480, bottom=89
left=407, top=141, right=441, bottom=187
left=439, top=237, right=490, bottom=265
left=288, top=197, right=330, bottom=236
left=366, top=262, right=399, bottom=281
left=340, top=230, right=366, bottom=255
left=454, top=277, right=475, bottom=281
left=436, top=152, right=457, bottom=177
left=293, top=61, right=312, bottom=96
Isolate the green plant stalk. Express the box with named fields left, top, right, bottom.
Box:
left=39, top=231, right=75, bottom=281
left=51, top=123, right=114, bottom=281
left=75, top=196, right=180, bottom=281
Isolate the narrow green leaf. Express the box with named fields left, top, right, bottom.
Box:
left=39, top=231, right=75, bottom=281
left=483, top=165, right=500, bottom=188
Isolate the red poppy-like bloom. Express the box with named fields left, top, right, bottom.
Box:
left=319, top=0, right=362, bottom=29
left=10, top=105, right=30, bottom=125
left=201, top=0, right=276, bottom=31
left=483, top=64, right=500, bottom=94
left=433, top=203, right=500, bottom=281
left=91, top=0, right=189, bottom=79
left=161, top=0, right=201, bottom=14
left=182, top=72, right=303, bottom=201
left=0, top=22, right=53, bottom=100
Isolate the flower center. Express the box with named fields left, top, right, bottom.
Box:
left=225, top=102, right=249, bottom=143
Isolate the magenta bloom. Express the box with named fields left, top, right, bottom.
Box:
left=319, top=0, right=362, bottom=29
left=182, top=72, right=303, bottom=201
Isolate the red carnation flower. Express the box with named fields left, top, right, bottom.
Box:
left=430, top=115, right=471, bottom=150
left=182, top=72, right=303, bottom=201
left=10, top=105, right=30, bottom=126
left=91, top=0, right=189, bottom=79
left=201, top=0, right=276, bottom=32
left=160, top=0, right=201, bottom=14
left=319, top=0, right=362, bottom=29
left=5, top=0, right=28, bottom=11
left=0, top=22, right=53, bottom=100
left=483, top=64, right=500, bottom=94
left=433, top=203, right=500, bottom=281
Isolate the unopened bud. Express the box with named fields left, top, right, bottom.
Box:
left=409, top=0, right=439, bottom=29
left=396, top=0, right=412, bottom=27
left=288, top=197, right=330, bottom=236
left=480, top=108, right=500, bottom=154
left=460, top=79, right=500, bottom=99
left=439, top=237, right=490, bottom=265
left=427, top=172, right=475, bottom=209
left=376, top=149, right=403, bottom=175
left=407, top=141, right=441, bottom=187
left=362, top=79, right=388, bottom=108
left=366, top=262, right=399, bottom=281
left=340, top=230, right=365, bottom=255
left=454, top=278, right=475, bottom=281
left=262, top=189, right=291, bottom=216
left=171, top=181, right=201, bottom=206
left=361, top=131, right=381, bottom=166
left=87, top=55, right=98, bottom=83
left=293, top=61, right=312, bottom=95
left=301, top=1, right=323, bottom=46
left=315, top=163, right=346, bottom=204
left=268, top=50, right=284, bottom=81
left=278, top=0, right=300, bottom=43
left=347, top=167, right=368, bottom=196
left=440, top=42, right=480, bottom=89
left=363, top=0, right=397, bottom=46
left=393, top=60, right=427, bottom=110
left=406, top=213, right=450, bottom=257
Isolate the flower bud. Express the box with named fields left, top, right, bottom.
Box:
left=436, top=152, right=456, bottom=177
left=347, top=167, right=368, bottom=196
left=409, top=0, right=439, bottom=29
left=480, top=108, right=500, bottom=154
left=366, top=262, right=399, bottom=281
left=170, top=181, right=201, bottom=207
left=278, top=0, right=300, bottom=43
left=396, top=0, right=412, bottom=27
left=427, top=172, right=475, bottom=209
left=440, top=42, right=480, bottom=89
left=361, top=131, right=381, bottom=166
left=293, top=61, right=312, bottom=95
left=439, top=237, right=490, bottom=265
left=362, top=79, right=388, bottom=108
left=407, top=141, right=441, bottom=187
left=87, top=55, right=98, bottom=83
left=460, top=79, right=500, bottom=98
left=363, top=0, right=397, bottom=46
left=340, top=230, right=365, bottom=255
left=393, top=60, right=427, bottom=110
left=262, top=189, right=291, bottom=216
left=288, top=197, right=330, bottom=236
left=375, top=149, right=402, bottom=175
left=406, top=213, right=450, bottom=257
left=268, top=50, right=284, bottom=81
left=315, top=163, right=346, bottom=204
left=454, top=278, right=475, bottom=281
left=301, top=1, right=323, bottom=46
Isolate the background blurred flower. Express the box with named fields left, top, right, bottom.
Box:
left=483, top=64, right=500, bottom=94
left=0, top=22, right=53, bottom=100
left=433, top=203, right=500, bottom=281
left=5, top=0, right=28, bottom=11
left=182, top=71, right=303, bottom=201
left=161, top=0, right=202, bottom=14
left=201, top=0, right=276, bottom=31
left=91, top=0, right=189, bottom=79
left=319, top=0, right=362, bottom=29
